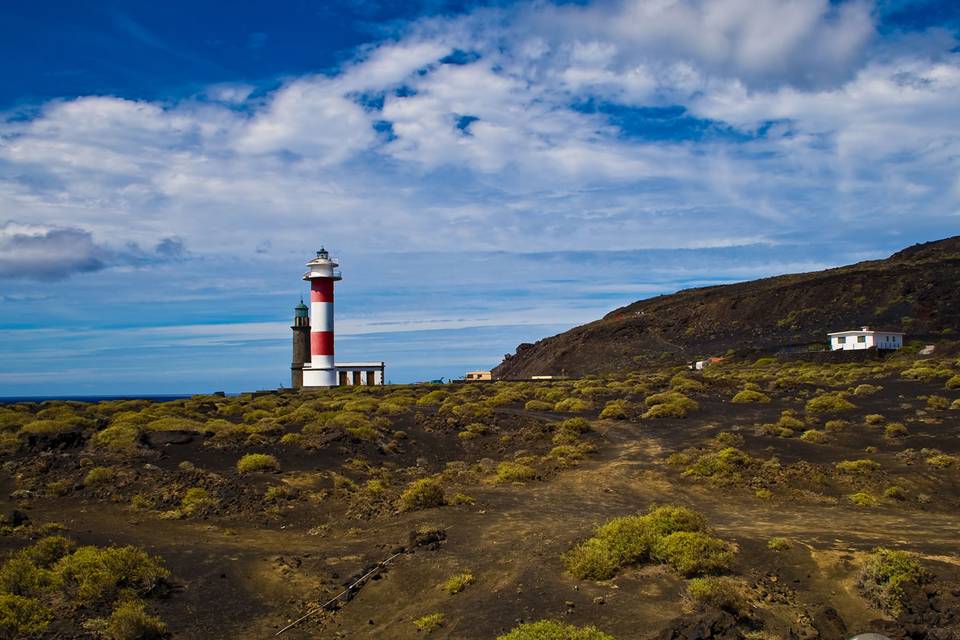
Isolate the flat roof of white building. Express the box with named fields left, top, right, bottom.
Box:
left=827, top=329, right=904, bottom=336
left=335, top=362, right=385, bottom=368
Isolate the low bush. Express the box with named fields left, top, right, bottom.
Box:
left=84, top=466, right=117, bottom=486
left=413, top=613, right=444, bottom=633
left=686, top=576, right=746, bottom=614
left=767, top=537, right=790, bottom=551
left=524, top=399, right=554, bottom=411
left=54, top=545, right=169, bottom=605
left=642, top=392, right=698, bottom=419
left=859, top=547, right=930, bottom=616
left=883, top=486, right=907, bottom=501
left=90, top=424, right=140, bottom=452
left=397, top=478, right=445, bottom=511
left=800, top=429, right=827, bottom=444
left=0, top=594, right=52, bottom=638
left=441, top=571, right=475, bottom=594
left=599, top=400, right=630, bottom=420
left=927, top=395, right=950, bottom=410
left=651, top=531, right=734, bottom=577
left=101, top=598, right=167, bottom=640
left=180, top=488, right=216, bottom=516
left=835, top=459, right=881, bottom=475
left=236, top=453, right=279, bottom=473
left=902, top=366, right=952, bottom=382
left=562, top=505, right=714, bottom=580
left=731, top=390, right=770, bottom=404
left=554, top=398, right=592, bottom=413
left=824, top=419, right=849, bottom=431
left=848, top=492, right=878, bottom=507
left=854, top=384, right=882, bottom=396
left=495, top=461, right=537, bottom=483
left=497, top=620, right=615, bottom=640
left=946, top=375, right=960, bottom=390
left=805, top=393, right=855, bottom=416
left=925, top=454, right=957, bottom=468
left=143, top=417, right=203, bottom=432
left=865, top=414, right=885, bottom=425
left=683, top=447, right=757, bottom=485
left=884, top=422, right=907, bottom=439
left=416, top=390, right=448, bottom=406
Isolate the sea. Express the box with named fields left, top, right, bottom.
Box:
left=0, top=394, right=201, bottom=405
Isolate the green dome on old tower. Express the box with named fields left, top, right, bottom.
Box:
left=294, top=299, right=308, bottom=318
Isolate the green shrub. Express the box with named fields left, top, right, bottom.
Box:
left=180, top=488, right=215, bottom=515
left=441, top=571, right=475, bottom=594
left=854, top=384, right=882, bottom=396
left=859, top=547, right=929, bottom=616
left=599, top=400, right=630, bottom=420
left=413, top=613, right=444, bottom=632
left=416, top=390, right=448, bottom=406
left=90, top=424, right=140, bottom=451
left=682, top=447, right=756, bottom=485
left=497, top=620, right=615, bottom=640
left=102, top=598, right=167, bottom=640
left=495, top=461, right=537, bottom=483
left=0, top=557, right=53, bottom=597
left=865, top=414, right=885, bottom=425
left=731, top=390, right=770, bottom=404
left=835, top=459, right=880, bottom=475
left=143, top=417, right=203, bottom=432
left=670, top=375, right=705, bottom=392
left=824, top=419, right=849, bottom=431
left=848, top=492, right=878, bottom=507
left=945, top=375, right=960, bottom=390
left=927, top=395, right=950, bottom=410
left=952, top=399, right=960, bottom=410
left=54, top=545, right=169, bottom=605
left=562, top=505, right=709, bottom=580
left=650, top=531, right=734, bottom=577
left=18, top=419, right=78, bottom=438
left=800, top=429, right=827, bottom=444
left=642, top=393, right=699, bottom=419
left=902, top=366, right=952, bottom=382
left=883, top=486, right=907, bottom=501
left=236, top=453, right=279, bottom=473
left=84, top=466, right=117, bottom=486
left=805, top=393, right=855, bottom=415
left=0, top=594, right=51, bottom=638
left=884, top=422, right=907, bottom=439
left=554, top=398, right=592, bottom=413
left=925, top=454, right=957, bottom=468
left=686, top=576, right=746, bottom=613
left=398, top=478, right=445, bottom=511
left=19, top=536, right=74, bottom=568
left=767, top=537, right=790, bottom=551
left=524, top=399, right=554, bottom=411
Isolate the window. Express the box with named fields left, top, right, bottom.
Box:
left=857, top=336, right=866, bottom=343
left=838, top=336, right=846, bottom=344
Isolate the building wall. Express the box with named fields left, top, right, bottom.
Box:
left=830, top=333, right=902, bottom=351
left=291, top=325, right=310, bottom=388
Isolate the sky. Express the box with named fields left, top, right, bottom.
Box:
left=1, top=0, right=959, bottom=396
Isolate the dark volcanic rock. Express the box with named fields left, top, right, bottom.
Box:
left=494, top=236, right=960, bottom=378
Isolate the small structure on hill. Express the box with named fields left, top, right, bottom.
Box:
left=828, top=326, right=904, bottom=351
left=464, top=370, right=492, bottom=381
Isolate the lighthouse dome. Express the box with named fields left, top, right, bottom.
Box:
left=294, top=299, right=309, bottom=318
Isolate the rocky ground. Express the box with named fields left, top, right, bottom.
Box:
left=2, top=352, right=960, bottom=639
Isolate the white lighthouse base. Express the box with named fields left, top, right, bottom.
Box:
left=302, top=366, right=338, bottom=387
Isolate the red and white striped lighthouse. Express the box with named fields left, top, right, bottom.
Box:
left=302, top=247, right=342, bottom=387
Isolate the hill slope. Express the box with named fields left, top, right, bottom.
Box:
left=494, top=236, right=960, bottom=378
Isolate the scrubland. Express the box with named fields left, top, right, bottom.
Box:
left=2, top=350, right=960, bottom=639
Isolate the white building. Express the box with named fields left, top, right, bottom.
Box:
left=828, top=326, right=904, bottom=351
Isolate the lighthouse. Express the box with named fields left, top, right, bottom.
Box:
left=292, top=248, right=385, bottom=388
left=302, top=248, right=341, bottom=387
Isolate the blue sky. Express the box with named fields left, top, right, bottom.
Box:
left=1, top=0, right=959, bottom=395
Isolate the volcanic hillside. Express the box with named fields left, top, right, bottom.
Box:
left=495, top=236, right=960, bottom=379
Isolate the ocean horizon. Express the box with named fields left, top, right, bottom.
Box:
left=0, top=393, right=227, bottom=404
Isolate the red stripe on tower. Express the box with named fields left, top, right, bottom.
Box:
left=311, top=279, right=334, bottom=302
left=310, top=331, right=334, bottom=356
